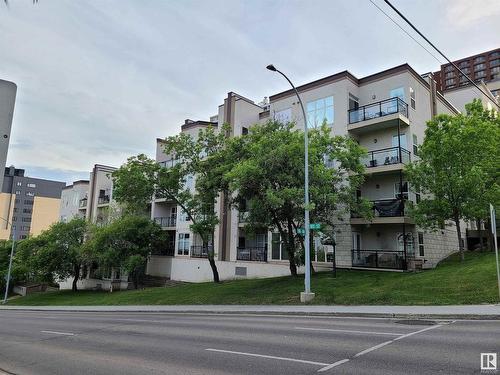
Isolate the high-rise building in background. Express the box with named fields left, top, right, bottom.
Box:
left=432, top=48, right=500, bottom=112
left=0, top=166, right=65, bottom=240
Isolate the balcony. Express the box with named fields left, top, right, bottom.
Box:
left=347, top=98, right=409, bottom=134
left=352, top=249, right=406, bottom=270
left=237, top=247, right=267, bottom=262
left=190, top=245, right=213, bottom=258
left=98, top=195, right=110, bottom=205
left=351, top=199, right=414, bottom=225
left=150, top=247, right=175, bottom=256
left=154, top=216, right=177, bottom=228
left=78, top=198, right=87, bottom=209
left=360, top=147, right=410, bottom=174
left=159, top=159, right=179, bottom=168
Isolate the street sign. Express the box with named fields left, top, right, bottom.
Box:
left=310, top=223, right=321, bottom=230
left=297, top=228, right=305, bottom=235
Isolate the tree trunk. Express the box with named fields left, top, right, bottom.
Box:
left=455, top=217, right=464, bottom=262
left=208, top=257, right=220, bottom=283
left=286, top=222, right=298, bottom=276
left=72, top=264, right=80, bottom=292
left=477, top=219, right=484, bottom=251
left=486, top=218, right=494, bottom=251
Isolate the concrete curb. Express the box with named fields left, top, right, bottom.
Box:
left=1, top=305, right=500, bottom=320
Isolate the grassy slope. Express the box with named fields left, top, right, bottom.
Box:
left=8, top=251, right=499, bottom=306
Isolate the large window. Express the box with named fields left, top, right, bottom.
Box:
left=390, top=87, right=405, bottom=101
left=418, top=232, right=425, bottom=256
left=177, top=233, right=190, bottom=256
left=271, top=233, right=288, bottom=260
left=409, top=87, right=416, bottom=109
left=306, top=96, right=334, bottom=128
left=274, top=108, right=292, bottom=124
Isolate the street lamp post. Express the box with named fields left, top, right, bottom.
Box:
left=2, top=218, right=16, bottom=304
left=266, top=64, right=314, bottom=303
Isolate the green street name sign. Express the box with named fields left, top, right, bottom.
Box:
left=296, top=223, right=321, bottom=235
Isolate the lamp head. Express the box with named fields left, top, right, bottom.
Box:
left=266, top=64, right=277, bottom=72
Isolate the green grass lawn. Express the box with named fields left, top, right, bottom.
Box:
left=8, top=251, right=500, bottom=306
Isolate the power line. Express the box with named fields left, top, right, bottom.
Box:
left=368, top=0, right=443, bottom=65
left=381, top=0, right=500, bottom=109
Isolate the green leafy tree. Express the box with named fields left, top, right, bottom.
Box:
left=29, top=218, right=91, bottom=291
left=223, top=120, right=368, bottom=276
left=113, top=125, right=228, bottom=283
left=406, top=99, right=500, bottom=260
left=91, top=216, right=167, bottom=289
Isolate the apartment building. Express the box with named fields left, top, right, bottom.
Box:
left=433, top=48, right=500, bottom=92
left=0, top=167, right=65, bottom=240
left=146, top=64, right=466, bottom=283
left=59, top=180, right=89, bottom=222
left=432, top=48, right=500, bottom=112
left=0, top=79, right=17, bottom=189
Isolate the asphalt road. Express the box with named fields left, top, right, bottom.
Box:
left=0, top=311, right=498, bottom=374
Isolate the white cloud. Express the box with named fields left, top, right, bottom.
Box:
left=444, top=0, right=500, bottom=28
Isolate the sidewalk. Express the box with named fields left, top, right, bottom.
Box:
left=1, top=304, right=499, bottom=319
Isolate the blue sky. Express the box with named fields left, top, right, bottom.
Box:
left=0, top=0, right=498, bottom=184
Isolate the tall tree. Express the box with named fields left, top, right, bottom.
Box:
left=223, top=121, right=368, bottom=276
left=112, top=125, right=228, bottom=282
left=30, top=218, right=91, bottom=291
left=406, top=99, right=500, bottom=260
left=91, top=216, right=167, bottom=289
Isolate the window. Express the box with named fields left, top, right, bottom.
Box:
left=458, top=61, right=469, bottom=69
left=490, top=58, right=500, bottom=67
left=444, top=71, right=455, bottom=78
left=274, top=108, right=292, bottom=124
left=13, top=208, right=17, bottom=213
left=412, top=134, right=418, bottom=156
left=271, top=233, right=288, bottom=260
left=474, top=56, right=485, bottom=64
left=394, top=181, right=409, bottom=199
left=306, top=96, right=334, bottom=128
left=16, top=182, right=21, bottom=186
left=474, top=63, right=485, bottom=71
left=26, top=191, right=35, bottom=197
left=24, top=200, right=34, bottom=205
left=445, top=65, right=454, bottom=72
left=475, top=70, right=486, bottom=79
left=20, top=235, right=27, bottom=239
left=392, top=133, right=407, bottom=149
left=490, top=51, right=500, bottom=59
left=491, top=66, right=500, bottom=74
left=390, top=87, right=405, bottom=101
left=22, top=226, right=30, bottom=231
left=241, top=126, right=248, bottom=135
left=22, top=217, right=31, bottom=222
left=445, top=78, right=455, bottom=86
left=418, top=232, right=425, bottom=256
left=23, top=208, right=32, bottom=214
left=409, top=87, right=416, bottom=109
left=15, top=190, right=21, bottom=195
left=179, top=209, right=190, bottom=222
left=177, top=233, right=190, bottom=256
left=185, top=174, right=194, bottom=190
left=27, top=183, right=36, bottom=188
left=12, top=217, right=17, bottom=222
left=460, top=67, right=470, bottom=74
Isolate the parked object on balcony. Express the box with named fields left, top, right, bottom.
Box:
left=348, top=97, right=408, bottom=124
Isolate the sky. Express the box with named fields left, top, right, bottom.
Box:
left=0, top=0, right=499, bottom=184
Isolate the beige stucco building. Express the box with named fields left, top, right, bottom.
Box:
left=146, top=63, right=466, bottom=283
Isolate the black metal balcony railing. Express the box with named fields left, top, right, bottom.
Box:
left=361, top=147, right=410, bottom=168
left=98, top=195, right=110, bottom=205
left=79, top=198, right=88, bottom=208
left=190, top=245, right=213, bottom=258
left=352, top=249, right=405, bottom=269
left=348, top=97, right=408, bottom=124
left=236, top=247, right=267, bottom=262
left=159, top=159, right=179, bottom=168
left=352, top=199, right=405, bottom=218
left=154, top=216, right=177, bottom=227
left=150, top=247, right=175, bottom=256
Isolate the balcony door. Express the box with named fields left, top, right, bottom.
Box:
left=352, top=232, right=361, bottom=250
